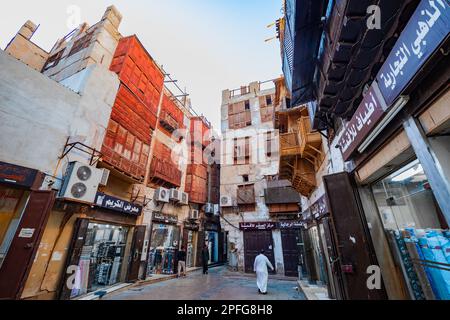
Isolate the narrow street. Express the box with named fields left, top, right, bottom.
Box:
left=105, top=267, right=305, bottom=300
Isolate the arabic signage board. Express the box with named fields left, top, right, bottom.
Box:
left=239, top=222, right=277, bottom=231
left=184, top=221, right=200, bottom=230
left=310, top=195, right=329, bottom=219
left=377, top=0, right=450, bottom=106
left=278, top=221, right=305, bottom=229
left=338, top=83, right=387, bottom=161
left=0, top=161, right=39, bottom=188
left=94, top=192, right=142, bottom=216
left=152, top=212, right=178, bottom=224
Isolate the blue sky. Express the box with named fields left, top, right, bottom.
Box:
left=0, top=0, right=283, bottom=130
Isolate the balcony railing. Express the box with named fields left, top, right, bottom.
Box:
left=298, top=116, right=323, bottom=167
left=291, top=159, right=317, bottom=197
left=280, top=132, right=301, bottom=157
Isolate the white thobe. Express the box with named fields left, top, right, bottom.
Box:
left=253, top=254, right=274, bottom=293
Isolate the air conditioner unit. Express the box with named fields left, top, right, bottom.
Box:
left=189, top=209, right=200, bottom=220
left=99, top=168, right=110, bottom=187
left=179, top=192, right=189, bottom=205
left=58, top=161, right=103, bottom=204
left=170, top=188, right=181, bottom=202
left=213, top=204, right=220, bottom=216
left=154, top=187, right=170, bottom=203
left=220, top=196, right=233, bottom=207
left=204, top=203, right=214, bottom=214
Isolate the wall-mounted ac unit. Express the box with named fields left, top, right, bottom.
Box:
left=220, top=196, right=233, bottom=207
left=154, top=187, right=170, bottom=203
left=213, top=204, right=220, bottom=216
left=179, top=192, right=189, bottom=205
left=58, top=161, right=103, bottom=204
left=170, top=188, right=181, bottom=202
left=190, top=209, right=200, bottom=220
left=204, top=203, right=214, bottom=214
left=99, top=168, right=110, bottom=187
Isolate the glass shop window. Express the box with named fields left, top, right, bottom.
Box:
left=372, top=159, right=447, bottom=231
left=147, top=224, right=180, bottom=275
left=372, top=159, right=450, bottom=300
left=70, top=223, right=129, bottom=298
left=0, top=186, right=30, bottom=268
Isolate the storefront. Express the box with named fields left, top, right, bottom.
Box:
left=147, top=212, right=180, bottom=275
left=204, top=222, right=220, bottom=265
left=331, top=1, right=450, bottom=300
left=278, top=220, right=304, bottom=277
left=59, top=192, right=142, bottom=300
left=298, top=207, right=328, bottom=286
left=183, top=221, right=199, bottom=268
left=240, top=222, right=277, bottom=274
left=0, top=161, right=55, bottom=300
left=369, top=158, right=449, bottom=299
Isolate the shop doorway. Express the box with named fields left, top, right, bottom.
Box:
left=280, top=229, right=301, bottom=277
left=147, top=223, right=180, bottom=275
left=206, top=231, right=219, bottom=264
left=243, top=231, right=276, bottom=274
left=0, top=189, right=55, bottom=300
left=324, top=172, right=387, bottom=300
left=126, top=225, right=146, bottom=283
left=182, top=229, right=197, bottom=268
left=60, top=219, right=131, bottom=299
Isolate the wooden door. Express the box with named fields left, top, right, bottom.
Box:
left=0, top=190, right=55, bottom=300
left=323, top=172, right=387, bottom=300
left=243, top=231, right=275, bottom=274
left=281, top=229, right=301, bottom=277
left=126, top=225, right=146, bottom=282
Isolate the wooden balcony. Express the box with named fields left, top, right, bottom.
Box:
left=298, top=116, right=323, bottom=168
left=149, top=156, right=182, bottom=187
left=280, top=132, right=301, bottom=157
left=291, top=158, right=317, bottom=197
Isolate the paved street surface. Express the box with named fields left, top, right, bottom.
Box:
left=106, top=266, right=305, bottom=300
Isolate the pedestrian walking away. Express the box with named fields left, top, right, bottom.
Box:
left=177, top=246, right=187, bottom=277
left=253, top=250, right=274, bottom=295
left=202, top=243, right=210, bottom=274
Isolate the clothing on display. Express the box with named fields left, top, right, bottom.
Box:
left=147, top=223, right=180, bottom=275
left=70, top=223, right=129, bottom=298
left=206, top=231, right=219, bottom=264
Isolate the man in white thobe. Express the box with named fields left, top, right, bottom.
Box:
left=253, top=250, right=274, bottom=294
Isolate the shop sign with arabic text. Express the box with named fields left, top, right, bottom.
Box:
left=377, top=0, right=450, bottom=106
left=239, top=222, right=277, bottom=231
left=153, top=212, right=178, bottom=224
left=95, top=192, right=142, bottom=216
left=0, top=161, right=39, bottom=188
left=310, top=195, right=329, bottom=219
left=338, top=83, right=386, bottom=160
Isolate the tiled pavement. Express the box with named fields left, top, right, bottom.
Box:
left=105, top=266, right=306, bottom=300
